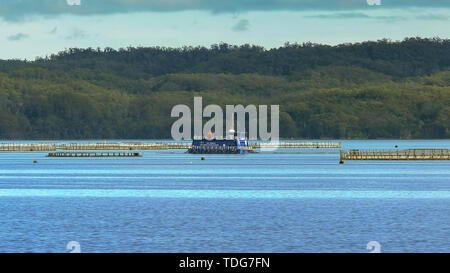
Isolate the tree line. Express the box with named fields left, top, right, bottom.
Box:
left=0, top=38, right=448, bottom=139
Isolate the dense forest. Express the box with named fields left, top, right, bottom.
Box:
left=0, top=37, right=449, bottom=139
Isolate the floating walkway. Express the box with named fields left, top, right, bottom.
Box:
left=59, top=142, right=190, bottom=150
left=0, top=141, right=341, bottom=151
left=0, top=143, right=56, bottom=151
left=252, top=142, right=341, bottom=149
left=340, top=149, right=450, bottom=163
left=47, top=152, right=141, bottom=157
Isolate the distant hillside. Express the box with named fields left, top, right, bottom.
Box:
left=0, top=38, right=449, bottom=139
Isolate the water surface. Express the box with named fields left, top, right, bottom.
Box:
left=0, top=140, right=449, bottom=252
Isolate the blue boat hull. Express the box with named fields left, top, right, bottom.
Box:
left=187, top=139, right=250, bottom=154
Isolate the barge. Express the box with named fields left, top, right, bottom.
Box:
left=188, top=130, right=253, bottom=154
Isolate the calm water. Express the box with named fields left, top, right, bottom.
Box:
left=0, top=140, right=449, bottom=253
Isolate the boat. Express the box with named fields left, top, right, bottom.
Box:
left=187, top=130, right=253, bottom=154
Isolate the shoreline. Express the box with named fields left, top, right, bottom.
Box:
left=0, top=138, right=449, bottom=142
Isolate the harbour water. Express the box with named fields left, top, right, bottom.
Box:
left=0, top=140, right=449, bottom=252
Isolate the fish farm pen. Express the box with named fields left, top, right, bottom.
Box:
left=340, top=149, right=450, bottom=163
left=252, top=142, right=341, bottom=149
left=0, top=143, right=56, bottom=151
left=47, top=152, right=141, bottom=158
left=0, top=141, right=342, bottom=151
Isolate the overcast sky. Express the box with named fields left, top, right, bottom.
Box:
left=1, top=0, right=449, bottom=60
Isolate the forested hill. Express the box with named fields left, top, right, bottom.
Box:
left=0, top=38, right=449, bottom=139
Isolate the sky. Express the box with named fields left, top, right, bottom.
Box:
left=0, top=0, right=449, bottom=60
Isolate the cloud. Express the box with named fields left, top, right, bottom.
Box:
left=49, top=27, right=58, bottom=34
left=306, top=12, right=371, bottom=19
left=305, top=12, right=406, bottom=21
left=7, top=33, right=29, bottom=41
left=305, top=11, right=450, bottom=21
left=232, top=19, right=250, bottom=32
left=415, top=14, right=450, bottom=21
left=65, top=28, right=89, bottom=40
left=0, top=0, right=448, bottom=21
